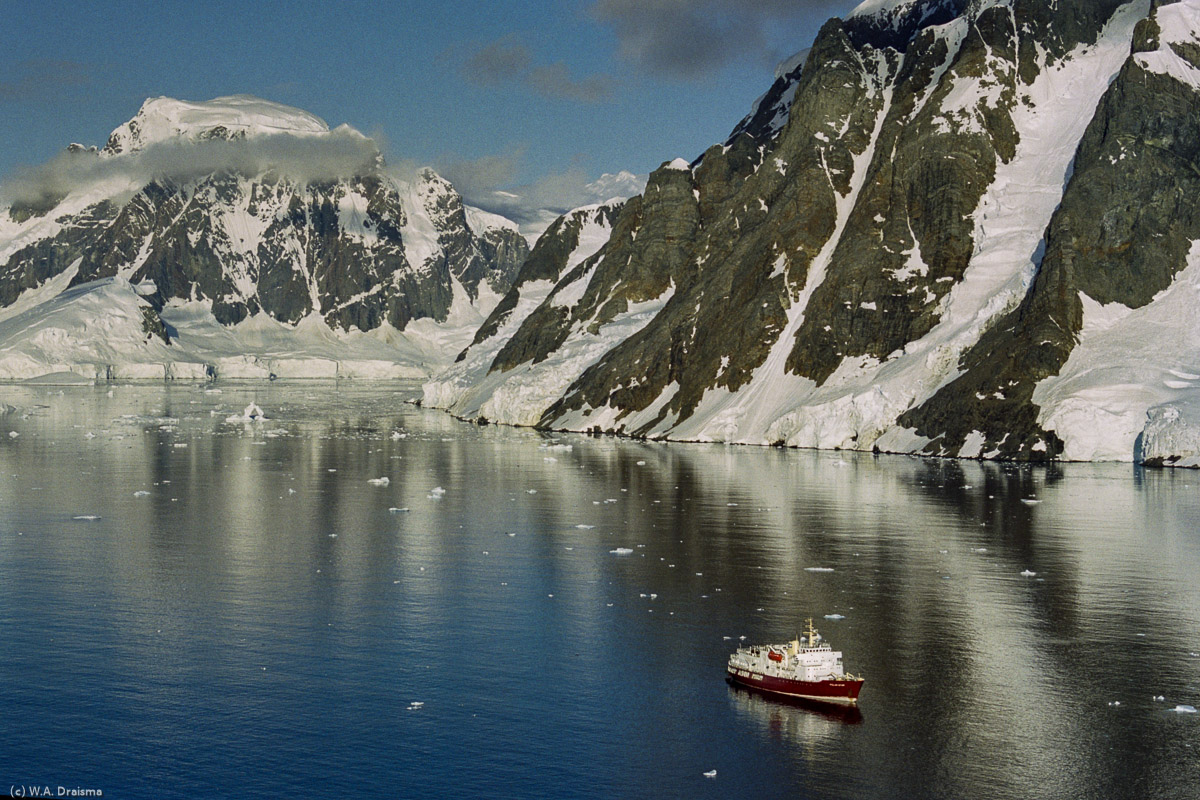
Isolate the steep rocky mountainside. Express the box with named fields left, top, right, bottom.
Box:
left=0, top=96, right=527, bottom=379
left=426, top=0, right=1200, bottom=465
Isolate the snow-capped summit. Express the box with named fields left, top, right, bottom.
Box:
left=102, top=95, right=333, bottom=154
left=0, top=97, right=530, bottom=381
left=849, top=0, right=921, bottom=18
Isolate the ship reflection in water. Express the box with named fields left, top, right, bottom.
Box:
left=727, top=680, right=864, bottom=741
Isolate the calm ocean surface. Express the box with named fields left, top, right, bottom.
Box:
left=1, top=383, right=1198, bottom=799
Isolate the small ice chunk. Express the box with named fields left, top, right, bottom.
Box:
left=388, top=507, right=410, bottom=513
left=824, top=614, right=845, bottom=620
left=575, top=524, right=595, bottom=529
left=226, top=403, right=266, bottom=423
left=526, top=489, right=537, bottom=494
left=1020, top=570, right=1037, bottom=577
left=1020, top=499, right=1041, bottom=506
left=610, top=548, right=634, bottom=555
left=636, top=460, right=646, bottom=465
left=429, top=486, right=446, bottom=497
left=1172, top=705, right=1198, bottom=714
left=133, top=490, right=150, bottom=497
left=367, top=477, right=390, bottom=486
left=73, top=515, right=101, bottom=521
left=805, top=567, right=835, bottom=573
left=703, top=770, right=717, bottom=779
left=8, top=431, right=19, bottom=438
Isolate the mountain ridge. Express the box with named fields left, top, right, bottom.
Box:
left=0, top=96, right=530, bottom=380
left=424, top=0, right=1200, bottom=466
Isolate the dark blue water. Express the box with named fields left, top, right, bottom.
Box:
left=2, top=383, right=1199, bottom=799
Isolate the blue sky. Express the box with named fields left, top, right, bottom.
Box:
left=2, top=0, right=859, bottom=216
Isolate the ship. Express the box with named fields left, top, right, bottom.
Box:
left=726, top=619, right=864, bottom=705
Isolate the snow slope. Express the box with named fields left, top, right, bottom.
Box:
left=423, top=202, right=621, bottom=416
left=0, top=276, right=488, bottom=381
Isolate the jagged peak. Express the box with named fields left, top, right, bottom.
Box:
left=102, top=95, right=334, bottom=155
left=845, top=0, right=969, bottom=50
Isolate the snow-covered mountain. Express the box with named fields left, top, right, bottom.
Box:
left=424, top=0, right=1200, bottom=466
left=0, top=95, right=528, bottom=380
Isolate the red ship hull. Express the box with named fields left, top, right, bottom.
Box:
left=726, top=665, right=863, bottom=705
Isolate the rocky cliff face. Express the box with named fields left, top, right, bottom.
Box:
left=426, top=0, right=1200, bottom=464
left=0, top=96, right=527, bottom=379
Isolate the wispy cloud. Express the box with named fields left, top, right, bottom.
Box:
left=437, top=148, right=644, bottom=233
left=0, top=59, right=92, bottom=102
left=1, top=129, right=381, bottom=206
left=460, top=35, right=614, bottom=103
left=590, top=0, right=850, bottom=79
left=461, top=36, right=533, bottom=85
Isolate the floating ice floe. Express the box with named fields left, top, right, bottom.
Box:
left=367, top=477, right=390, bottom=486
left=226, top=403, right=266, bottom=423
left=73, top=515, right=101, bottom=521
left=610, top=548, right=634, bottom=555
left=1172, top=705, right=1198, bottom=714
left=805, top=567, right=835, bottom=573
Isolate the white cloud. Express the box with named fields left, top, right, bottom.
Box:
left=2, top=128, right=381, bottom=207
